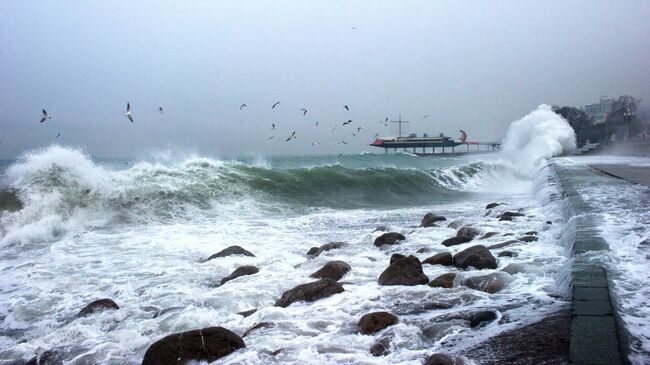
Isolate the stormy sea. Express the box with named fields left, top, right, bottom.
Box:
left=0, top=105, right=647, bottom=364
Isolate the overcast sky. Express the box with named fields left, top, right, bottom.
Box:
left=1, top=0, right=649, bottom=158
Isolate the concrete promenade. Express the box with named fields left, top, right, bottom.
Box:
left=590, top=164, right=650, bottom=188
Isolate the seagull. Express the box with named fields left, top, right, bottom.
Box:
left=39, top=109, right=51, bottom=123
left=158, top=106, right=164, bottom=114
left=423, top=114, right=429, bottom=119
left=125, top=103, right=134, bottom=123
left=300, top=108, right=308, bottom=116
left=343, top=120, right=352, bottom=126
left=285, top=131, right=296, bottom=142
left=330, top=126, right=337, bottom=133
left=272, top=123, right=276, bottom=130
left=267, top=136, right=274, bottom=141
left=343, top=105, right=349, bottom=111
left=272, top=101, right=280, bottom=109
left=240, top=103, right=247, bottom=110
left=374, top=133, right=379, bottom=139
left=56, top=132, right=61, bottom=138
left=351, top=132, right=356, bottom=137
left=378, top=120, right=388, bottom=127
left=340, top=140, right=348, bottom=145
left=357, top=126, right=362, bottom=132
left=312, top=141, right=319, bottom=146
left=313, top=121, right=319, bottom=128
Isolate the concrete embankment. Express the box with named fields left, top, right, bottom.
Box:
left=553, top=163, right=625, bottom=365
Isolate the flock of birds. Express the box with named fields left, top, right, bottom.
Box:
left=35, top=102, right=433, bottom=148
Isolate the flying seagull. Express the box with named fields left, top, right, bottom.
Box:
left=378, top=120, right=388, bottom=126
left=313, top=121, right=319, bottom=128
left=56, top=132, right=61, bottom=138
left=312, top=141, right=319, bottom=146
left=125, top=103, right=134, bottom=123
left=240, top=103, right=247, bottom=110
left=158, top=107, right=164, bottom=114
left=330, top=126, right=337, bottom=133
left=340, top=140, right=348, bottom=145
left=272, top=123, right=276, bottom=130
left=300, top=108, right=308, bottom=116
left=351, top=132, right=356, bottom=137
left=357, top=126, right=362, bottom=132
left=267, top=136, right=274, bottom=141
left=343, top=120, right=352, bottom=126
left=272, top=101, right=280, bottom=109
left=343, top=105, right=349, bottom=111
left=423, top=114, right=429, bottom=119
left=285, top=131, right=296, bottom=142
left=39, top=109, right=51, bottom=123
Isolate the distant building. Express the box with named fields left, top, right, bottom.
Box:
left=583, top=96, right=614, bottom=124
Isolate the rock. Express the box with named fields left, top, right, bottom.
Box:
left=453, top=245, right=497, bottom=270
left=498, top=215, right=513, bottom=222
left=546, top=221, right=552, bottom=225
left=485, top=202, right=501, bottom=209
left=480, top=232, right=499, bottom=239
left=373, top=225, right=387, bottom=232
left=498, top=250, right=517, bottom=257
left=275, top=278, right=344, bottom=307
left=517, top=235, right=538, bottom=242
left=487, top=240, right=520, bottom=250
left=422, top=323, right=454, bottom=341
left=141, top=327, right=245, bottom=365
left=237, top=309, right=257, bottom=317
left=242, top=322, right=273, bottom=337
left=502, top=233, right=514, bottom=236
left=502, top=263, right=526, bottom=275
left=306, top=242, right=345, bottom=258
left=422, top=252, right=452, bottom=266
left=309, top=260, right=351, bottom=281
left=390, top=253, right=407, bottom=264
left=416, top=247, right=433, bottom=253
left=447, top=219, right=465, bottom=229
left=378, top=255, right=429, bottom=286
left=206, top=246, right=255, bottom=261
left=463, top=273, right=512, bottom=293
left=524, top=231, right=538, bottom=236
left=220, top=265, right=259, bottom=285
left=374, top=232, right=406, bottom=246
left=441, top=236, right=472, bottom=247
left=25, top=350, right=63, bottom=365
left=469, top=311, right=497, bottom=328
left=457, top=226, right=480, bottom=239
left=76, top=299, right=119, bottom=317
left=424, top=353, right=464, bottom=365
left=429, top=273, right=457, bottom=289
left=153, top=306, right=184, bottom=319
left=421, top=213, right=447, bottom=227
left=370, top=333, right=393, bottom=356
left=497, top=211, right=525, bottom=221
left=358, top=312, right=398, bottom=334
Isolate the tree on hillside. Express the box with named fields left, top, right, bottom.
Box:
left=605, top=95, right=642, bottom=140
left=552, top=105, right=591, bottom=147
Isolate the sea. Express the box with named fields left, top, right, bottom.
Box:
left=0, top=105, right=648, bottom=364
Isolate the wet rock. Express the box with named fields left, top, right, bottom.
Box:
left=517, top=235, right=539, bottom=242
left=485, top=202, right=501, bottom=209
left=429, top=273, right=457, bottom=289
left=453, top=245, right=497, bottom=270
left=374, top=232, right=406, bottom=246
left=502, top=233, right=514, bottom=236
left=237, top=309, right=257, bottom=317
left=524, top=231, right=538, bottom=236
left=417, top=247, right=433, bottom=253
left=447, top=219, right=465, bottom=229
left=370, top=333, right=393, bottom=356
left=76, top=299, right=119, bottom=317
left=422, top=252, right=452, bottom=266
left=25, top=350, right=63, bottom=365
left=457, top=226, right=480, bottom=239
left=378, top=255, right=429, bottom=286
left=463, top=272, right=512, bottom=293
left=422, top=323, right=455, bottom=341
left=310, top=260, right=351, bottom=281
left=497, top=211, right=525, bottom=221
left=275, top=278, right=344, bottom=307
left=306, top=242, right=346, bottom=258
left=546, top=221, right=552, bottom=225
left=498, top=215, right=513, bottom=222
left=220, top=265, right=259, bottom=285
left=487, top=240, right=520, bottom=250
left=206, top=246, right=255, bottom=261
left=480, top=231, right=499, bottom=239
left=153, top=306, right=184, bottom=319
left=421, top=213, right=447, bottom=227
left=390, top=253, right=407, bottom=264
left=424, top=353, right=464, bottom=365
left=141, top=327, right=245, bottom=365
left=373, top=225, right=387, bottom=232
left=502, top=263, right=526, bottom=275
left=242, top=322, right=273, bottom=337
left=358, top=312, right=398, bottom=334
left=498, top=250, right=517, bottom=257
left=469, top=311, right=497, bottom=328
left=441, top=236, right=472, bottom=247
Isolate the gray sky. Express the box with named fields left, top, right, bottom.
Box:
left=1, top=0, right=649, bottom=158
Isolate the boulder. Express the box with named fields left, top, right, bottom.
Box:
left=310, top=261, right=351, bottom=281
left=524, top=231, right=538, bottom=236
left=453, top=245, right=497, bottom=270
left=390, top=253, right=407, bottom=264
left=206, top=246, right=255, bottom=261
left=463, top=273, right=512, bottom=293
left=370, top=333, right=393, bottom=356
left=447, top=219, right=465, bottom=229
left=141, top=327, right=245, bottom=365
left=378, top=255, right=429, bottom=286
left=497, top=211, right=525, bottom=221
left=424, top=353, right=464, bottom=365
left=358, top=312, right=398, bottom=334
left=76, top=299, right=119, bottom=317
left=546, top=221, right=552, bottom=225
left=374, top=232, right=406, bottom=246
left=498, top=215, right=513, bottom=222
left=517, top=235, right=539, bottom=242
left=220, top=265, right=259, bottom=285
left=275, top=278, right=344, bottom=307
left=25, top=350, right=63, bottom=365
left=242, top=322, right=273, bottom=337
left=480, top=232, right=499, bottom=239
left=237, top=309, right=257, bottom=317
left=306, top=242, right=345, bottom=258
left=487, top=240, right=520, bottom=250
left=422, top=252, right=452, bottom=266
left=469, top=311, right=497, bottom=328
left=497, top=250, right=517, bottom=258
left=422, top=323, right=454, bottom=341
left=485, top=203, right=501, bottom=209
left=502, top=263, right=526, bottom=275
left=421, top=213, right=447, bottom=227
left=457, top=226, right=480, bottom=239
left=416, top=247, right=433, bottom=253
left=429, top=273, right=457, bottom=289
left=441, top=236, right=472, bottom=247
